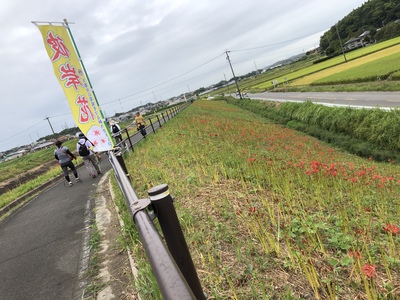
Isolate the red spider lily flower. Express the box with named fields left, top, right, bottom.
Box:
left=358, top=170, right=366, bottom=176
left=362, top=264, right=377, bottom=279
left=236, top=210, right=242, bottom=216
left=348, top=251, right=361, bottom=259
left=248, top=157, right=256, bottom=163
left=349, top=177, right=358, bottom=183
left=382, top=224, right=400, bottom=235
left=355, top=228, right=365, bottom=234
left=364, top=207, right=371, bottom=212
left=248, top=207, right=256, bottom=214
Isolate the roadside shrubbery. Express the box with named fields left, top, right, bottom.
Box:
left=225, top=97, right=400, bottom=162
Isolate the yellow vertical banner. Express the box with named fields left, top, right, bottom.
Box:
left=37, top=23, right=114, bottom=151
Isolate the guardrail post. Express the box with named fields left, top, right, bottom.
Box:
left=124, top=128, right=133, bottom=151
left=115, top=151, right=131, bottom=181
left=149, top=118, right=155, bottom=134
left=148, top=184, right=206, bottom=300
left=109, top=151, right=195, bottom=299
left=161, top=112, right=166, bottom=123
left=156, top=114, right=162, bottom=128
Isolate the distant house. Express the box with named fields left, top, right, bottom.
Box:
left=31, top=141, right=55, bottom=152
left=343, top=31, right=371, bottom=52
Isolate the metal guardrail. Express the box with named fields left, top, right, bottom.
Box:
left=108, top=103, right=206, bottom=299
left=114, top=104, right=191, bottom=153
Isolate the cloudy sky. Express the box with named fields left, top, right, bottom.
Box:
left=0, top=0, right=366, bottom=152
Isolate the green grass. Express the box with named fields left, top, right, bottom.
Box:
left=313, top=51, right=400, bottom=85
left=210, top=37, right=400, bottom=94
left=118, top=100, right=400, bottom=299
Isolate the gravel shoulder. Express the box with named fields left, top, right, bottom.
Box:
left=92, top=174, right=138, bottom=300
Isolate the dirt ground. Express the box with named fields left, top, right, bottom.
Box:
left=90, top=174, right=138, bottom=300
left=0, top=160, right=56, bottom=195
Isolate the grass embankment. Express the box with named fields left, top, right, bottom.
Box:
left=116, top=100, right=400, bottom=299
left=226, top=97, right=400, bottom=163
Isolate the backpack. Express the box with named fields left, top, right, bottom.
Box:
left=78, top=141, right=90, bottom=156
left=112, top=124, right=119, bottom=133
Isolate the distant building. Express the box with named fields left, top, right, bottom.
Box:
left=343, top=31, right=371, bottom=52
left=31, top=141, right=55, bottom=152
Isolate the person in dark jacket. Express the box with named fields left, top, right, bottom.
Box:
left=76, top=133, right=102, bottom=178
left=109, top=120, right=123, bottom=144
left=54, top=140, right=81, bottom=187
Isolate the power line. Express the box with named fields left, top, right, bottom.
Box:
left=230, top=30, right=323, bottom=52
left=0, top=119, right=45, bottom=146
left=102, top=53, right=226, bottom=105
left=3, top=31, right=322, bottom=150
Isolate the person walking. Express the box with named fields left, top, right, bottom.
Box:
left=109, top=120, right=123, bottom=144
left=134, top=112, right=147, bottom=138
left=76, top=133, right=102, bottom=178
left=54, top=140, right=81, bottom=187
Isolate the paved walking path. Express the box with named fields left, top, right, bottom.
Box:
left=0, top=156, right=112, bottom=300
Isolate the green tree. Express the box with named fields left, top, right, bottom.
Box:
left=319, top=0, right=400, bottom=54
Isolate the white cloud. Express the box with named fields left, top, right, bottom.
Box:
left=0, top=0, right=367, bottom=151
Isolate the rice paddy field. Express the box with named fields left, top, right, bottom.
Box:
left=222, top=37, right=400, bottom=92
left=120, top=100, right=400, bottom=299
left=294, top=44, right=400, bottom=86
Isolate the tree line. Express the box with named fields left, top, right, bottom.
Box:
left=320, top=0, right=400, bottom=56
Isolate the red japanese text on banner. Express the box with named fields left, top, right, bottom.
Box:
left=37, top=24, right=114, bottom=151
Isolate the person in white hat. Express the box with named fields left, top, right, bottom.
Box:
left=109, top=120, right=123, bottom=144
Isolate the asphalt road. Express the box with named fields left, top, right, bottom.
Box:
left=247, top=91, right=400, bottom=108
left=0, top=156, right=112, bottom=300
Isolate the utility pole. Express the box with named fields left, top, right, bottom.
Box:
left=223, top=73, right=231, bottom=95
left=254, top=60, right=259, bottom=75
left=44, top=116, right=55, bottom=134
left=225, top=50, right=242, bottom=100
left=335, top=23, right=347, bottom=63
left=152, top=91, right=158, bottom=103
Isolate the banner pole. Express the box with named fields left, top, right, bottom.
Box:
left=62, top=19, right=111, bottom=134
